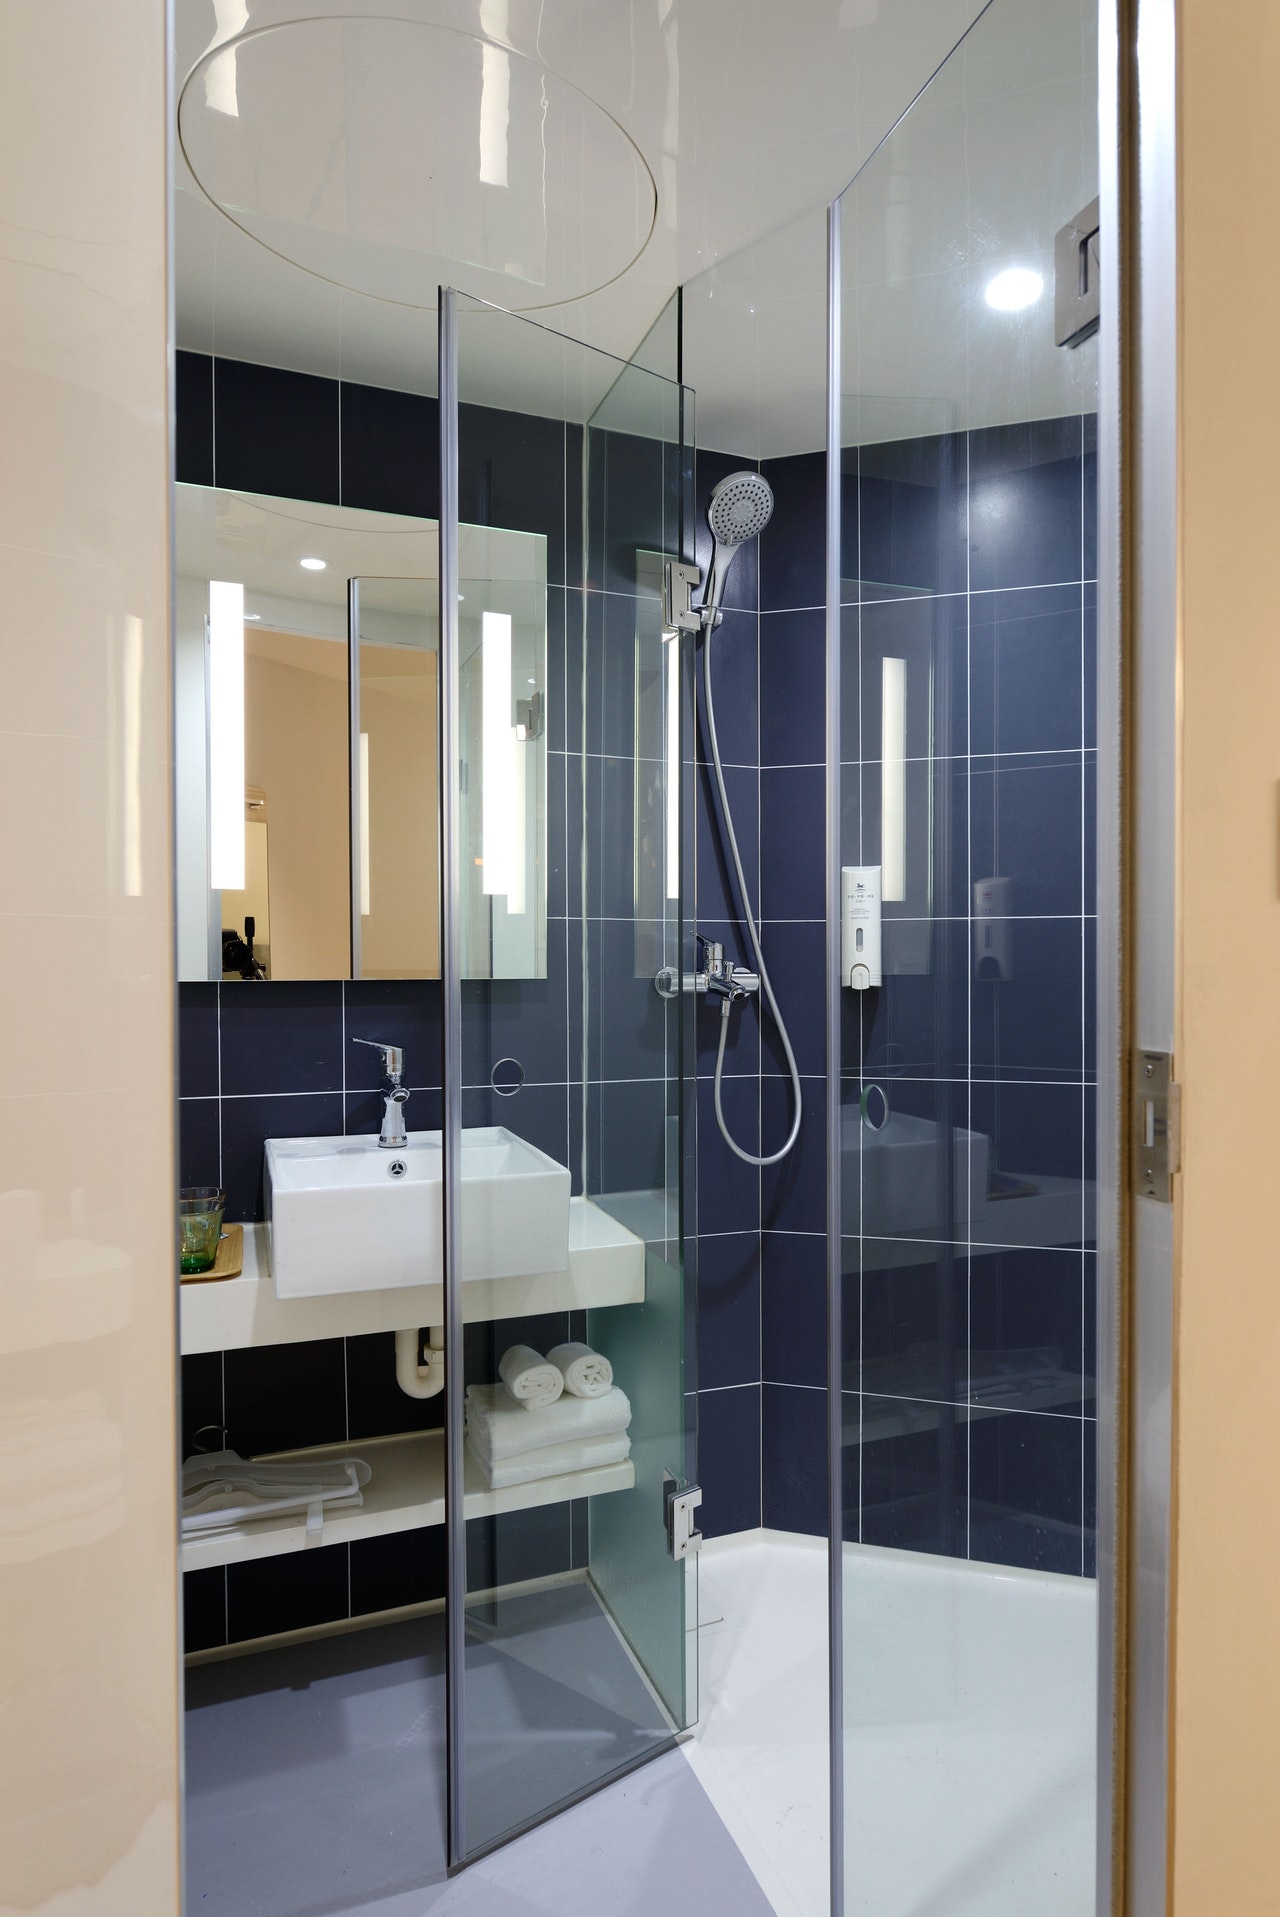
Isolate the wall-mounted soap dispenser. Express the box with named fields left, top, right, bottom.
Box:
left=841, top=866, right=882, bottom=990
left=974, top=877, right=1014, bottom=980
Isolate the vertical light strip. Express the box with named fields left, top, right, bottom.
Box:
left=348, top=578, right=363, bottom=979
left=122, top=614, right=143, bottom=897
left=881, top=655, right=906, bottom=901
left=507, top=719, right=527, bottom=917
left=481, top=609, right=515, bottom=898
left=208, top=579, right=245, bottom=890
left=359, top=732, right=371, bottom=917
left=665, top=632, right=679, bottom=900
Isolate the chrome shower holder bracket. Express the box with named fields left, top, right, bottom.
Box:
left=663, top=559, right=704, bottom=635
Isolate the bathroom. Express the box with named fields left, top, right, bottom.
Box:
left=14, top=0, right=1241, bottom=1909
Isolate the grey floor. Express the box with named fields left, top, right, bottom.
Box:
left=185, top=1586, right=773, bottom=1917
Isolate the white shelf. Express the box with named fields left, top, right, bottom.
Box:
left=844, top=1373, right=1091, bottom=1446
left=181, top=1427, right=634, bottom=1573
left=180, top=1195, right=646, bottom=1355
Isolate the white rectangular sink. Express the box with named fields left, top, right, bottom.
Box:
left=842, top=1110, right=989, bottom=1239
left=265, top=1128, right=571, bottom=1299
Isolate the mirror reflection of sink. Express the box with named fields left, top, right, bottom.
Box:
left=265, top=1127, right=571, bottom=1299
left=842, top=1110, right=989, bottom=1238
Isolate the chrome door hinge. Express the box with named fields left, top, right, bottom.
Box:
left=664, top=1479, right=703, bottom=1560
left=1133, top=1049, right=1181, bottom=1202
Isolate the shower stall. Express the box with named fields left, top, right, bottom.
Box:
left=178, top=0, right=1119, bottom=1908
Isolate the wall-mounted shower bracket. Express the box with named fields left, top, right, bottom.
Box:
left=664, top=1475, right=703, bottom=1560
left=663, top=559, right=704, bottom=635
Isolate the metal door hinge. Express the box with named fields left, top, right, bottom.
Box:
left=1055, top=195, right=1100, bottom=348
left=1132, top=1049, right=1181, bottom=1202
left=664, top=1479, right=703, bottom=1560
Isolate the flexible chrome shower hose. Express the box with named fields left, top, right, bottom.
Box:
left=702, top=619, right=803, bottom=1167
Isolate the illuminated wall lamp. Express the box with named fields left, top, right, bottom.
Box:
left=209, top=579, right=245, bottom=891
left=359, top=732, right=371, bottom=917
left=881, top=656, right=906, bottom=903
left=665, top=631, right=679, bottom=901
left=481, top=610, right=526, bottom=916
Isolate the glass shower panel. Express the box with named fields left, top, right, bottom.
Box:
left=445, top=294, right=696, bottom=1862
left=835, top=0, right=1100, bottom=1910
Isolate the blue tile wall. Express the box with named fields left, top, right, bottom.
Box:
left=690, top=444, right=830, bottom=1540
left=176, top=354, right=1097, bottom=1595
left=843, top=414, right=1098, bottom=1578
left=693, top=415, right=1097, bottom=1573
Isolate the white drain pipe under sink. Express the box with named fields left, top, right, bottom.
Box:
left=395, top=1326, right=445, bottom=1398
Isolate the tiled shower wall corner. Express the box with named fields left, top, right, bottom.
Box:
left=690, top=446, right=829, bottom=1540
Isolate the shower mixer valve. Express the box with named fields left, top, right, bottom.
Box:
left=699, top=936, right=759, bottom=1002
left=653, top=935, right=759, bottom=1002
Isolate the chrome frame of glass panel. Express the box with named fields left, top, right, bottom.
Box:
left=438, top=285, right=468, bottom=1872
left=824, top=196, right=845, bottom=1917
left=1118, top=0, right=1178, bottom=1906
left=1096, top=0, right=1124, bottom=1904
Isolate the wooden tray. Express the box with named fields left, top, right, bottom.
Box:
left=181, top=1223, right=244, bottom=1284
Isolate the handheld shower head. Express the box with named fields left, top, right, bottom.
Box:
left=703, top=470, right=774, bottom=618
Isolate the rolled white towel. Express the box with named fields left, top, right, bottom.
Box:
left=545, top=1341, right=613, bottom=1399
left=497, top=1344, right=563, bottom=1410
left=466, top=1430, right=631, bottom=1491
left=464, top=1382, right=631, bottom=1461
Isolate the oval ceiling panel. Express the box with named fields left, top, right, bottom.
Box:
left=179, top=17, right=657, bottom=310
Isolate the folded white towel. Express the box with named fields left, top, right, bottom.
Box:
left=466, top=1430, right=631, bottom=1490
left=181, top=1450, right=371, bottom=1541
left=464, top=1382, right=632, bottom=1461
left=545, top=1341, right=613, bottom=1399
left=498, top=1344, right=564, bottom=1410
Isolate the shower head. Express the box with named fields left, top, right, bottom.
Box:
left=703, top=470, right=774, bottom=619
left=708, top=470, right=774, bottom=548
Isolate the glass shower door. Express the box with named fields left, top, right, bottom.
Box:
left=439, top=290, right=697, bottom=1863
left=834, top=0, right=1102, bottom=1910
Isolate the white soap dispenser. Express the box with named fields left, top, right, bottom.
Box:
left=841, top=866, right=883, bottom=990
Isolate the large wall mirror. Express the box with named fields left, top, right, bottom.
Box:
left=175, top=486, right=548, bottom=981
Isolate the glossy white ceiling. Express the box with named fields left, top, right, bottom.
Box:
left=180, top=17, right=658, bottom=311
left=174, top=0, right=989, bottom=439
left=683, top=0, right=1099, bottom=457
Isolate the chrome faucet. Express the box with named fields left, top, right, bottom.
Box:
left=352, top=1038, right=409, bottom=1148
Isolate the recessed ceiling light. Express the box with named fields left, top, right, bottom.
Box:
left=300, top=556, right=326, bottom=571
left=984, top=267, right=1044, bottom=313
left=244, top=612, right=262, bottom=622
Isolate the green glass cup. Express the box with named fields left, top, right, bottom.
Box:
left=180, top=1187, right=226, bottom=1275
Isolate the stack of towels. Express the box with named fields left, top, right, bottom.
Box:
left=465, top=1342, right=631, bottom=1490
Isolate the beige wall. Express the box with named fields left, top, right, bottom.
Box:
left=1170, top=1, right=1280, bottom=1907
left=245, top=631, right=351, bottom=979
left=361, top=646, right=440, bottom=979
left=0, top=1, right=181, bottom=1913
